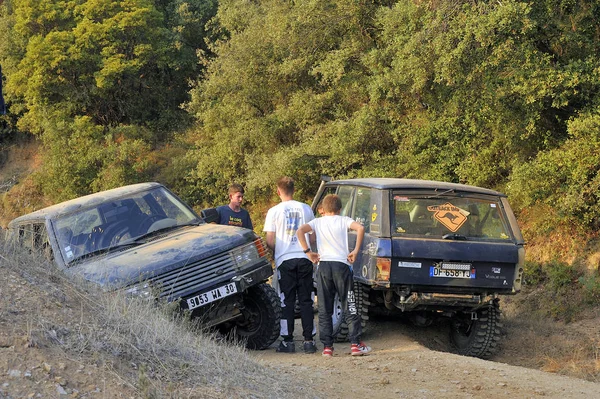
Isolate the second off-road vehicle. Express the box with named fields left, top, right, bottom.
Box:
left=312, top=177, right=524, bottom=359
left=5, top=182, right=280, bottom=350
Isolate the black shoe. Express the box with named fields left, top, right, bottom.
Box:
left=303, top=340, right=317, bottom=354
left=276, top=341, right=295, bottom=353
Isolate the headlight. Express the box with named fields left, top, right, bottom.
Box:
left=231, top=243, right=260, bottom=270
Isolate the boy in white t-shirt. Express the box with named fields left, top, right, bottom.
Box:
left=297, top=194, right=371, bottom=357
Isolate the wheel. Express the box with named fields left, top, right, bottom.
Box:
left=450, top=299, right=502, bottom=359
left=233, top=283, right=281, bottom=350
left=332, top=281, right=370, bottom=342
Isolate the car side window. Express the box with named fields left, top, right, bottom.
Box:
left=336, top=186, right=355, bottom=217
left=352, top=188, right=372, bottom=232
left=18, top=223, right=34, bottom=250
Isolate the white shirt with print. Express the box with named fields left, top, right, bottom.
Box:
left=263, top=200, right=314, bottom=267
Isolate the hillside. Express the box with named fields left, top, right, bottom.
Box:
left=1, top=140, right=599, bottom=398
left=1, top=243, right=599, bottom=399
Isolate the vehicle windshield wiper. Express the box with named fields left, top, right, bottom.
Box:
left=131, top=222, right=199, bottom=243
left=426, top=188, right=455, bottom=199
left=442, top=233, right=467, bottom=240
left=68, top=241, right=139, bottom=265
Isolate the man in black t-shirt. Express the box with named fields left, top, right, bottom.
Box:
left=216, top=183, right=253, bottom=229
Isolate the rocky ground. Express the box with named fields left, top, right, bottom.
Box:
left=250, top=314, right=600, bottom=399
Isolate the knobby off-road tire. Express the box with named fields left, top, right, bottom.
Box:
left=235, top=283, right=281, bottom=350
left=450, top=299, right=502, bottom=359
left=332, top=281, right=370, bottom=342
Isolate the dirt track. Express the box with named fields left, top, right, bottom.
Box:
left=250, top=316, right=600, bottom=399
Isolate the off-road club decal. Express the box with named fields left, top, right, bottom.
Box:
left=427, top=203, right=467, bottom=232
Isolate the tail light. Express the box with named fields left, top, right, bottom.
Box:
left=376, top=257, right=391, bottom=281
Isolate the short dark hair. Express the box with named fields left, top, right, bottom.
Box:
left=228, top=183, right=245, bottom=196
left=322, top=194, right=341, bottom=213
left=276, top=176, right=295, bottom=196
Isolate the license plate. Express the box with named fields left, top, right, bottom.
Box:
left=429, top=266, right=476, bottom=279
left=187, top=282, right=238, bottom=310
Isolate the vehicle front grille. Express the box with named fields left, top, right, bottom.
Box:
left=148, top=251, right=237, bottom=300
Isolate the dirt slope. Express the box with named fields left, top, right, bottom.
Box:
left=251, top=316, right=600, bottom=399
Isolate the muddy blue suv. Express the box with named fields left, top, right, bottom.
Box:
left=5, top=183, right=280, bottom=350
left=312, top=177, right=525, bottom=359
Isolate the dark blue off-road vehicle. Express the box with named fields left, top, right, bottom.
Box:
left=312, top=177, right=524, bottom=359
left=6, top=183, right=280, bottom=350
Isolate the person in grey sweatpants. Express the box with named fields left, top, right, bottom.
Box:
left=297, top=194, right=371, bottom=357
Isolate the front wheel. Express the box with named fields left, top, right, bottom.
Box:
left=234, top=283, right=281, bottom=350
left=449, top=300, right=502, bottom=359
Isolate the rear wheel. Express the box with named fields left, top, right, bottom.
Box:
left=234, top=283, right=281, bottom=350
left=450, top=300, right=502, bottom=359
left=332, top=281, right=370, bottom=342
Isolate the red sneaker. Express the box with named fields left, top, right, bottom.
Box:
left=322, top=346, right=333, bottom=357
left=351, top=342, right=372, bottom=356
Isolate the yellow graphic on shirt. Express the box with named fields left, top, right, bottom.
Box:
left=228, top=216, right=243, bottom=227
left=427, top=203, right=467, bottom=232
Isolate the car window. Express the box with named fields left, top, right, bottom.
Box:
left=337, top=186, right=355, bottom=217
left=392, top=194, right=511, bottom=240
left=17, top=223, right=34, bottom=250
left=353, top=188, right=372, bottom=231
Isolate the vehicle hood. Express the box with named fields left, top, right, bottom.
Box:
left=66, top=224, right=256, bottom=289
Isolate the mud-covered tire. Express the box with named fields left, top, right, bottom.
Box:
left=450, top=300, right=502, bottom=359
left=235, top=283, right=281, bottom=350
left=332, top=281, right=370, bottom=342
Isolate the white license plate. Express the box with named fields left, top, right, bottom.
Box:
left=187, top=282, right=238, bottom=310
left=429, top=266, right=475, bottom=279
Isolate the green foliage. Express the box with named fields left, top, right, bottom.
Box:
left=522, top=260, right=546, bottom=286
left=545, top=259, right=581, bottom=293
left=1, top=0, right=600, bottom=228
left=182, top=0, right=600, bottom=209
left=38, top=111, right=152, bottom=202
left=0, top=0, right=218, bottom=200
left=508, top=108, right=600, bottom=226
left=578, top=274, right=600, bottom=304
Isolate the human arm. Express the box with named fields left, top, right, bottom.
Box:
left=297, top=223, right=319, bottom=263
left=265, top=231, right=276, bottom=253
left=347, top=221, right=365, bottom=264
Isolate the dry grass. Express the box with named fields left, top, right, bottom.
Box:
left=0, top=241, right=317, bottom=398
left=500, top=291, right=600, bottom=383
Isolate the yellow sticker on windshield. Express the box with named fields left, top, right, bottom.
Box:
left=427, top=203, right=467, bottom=232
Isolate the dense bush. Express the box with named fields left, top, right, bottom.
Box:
left=1, top=0, right=600, bottom=224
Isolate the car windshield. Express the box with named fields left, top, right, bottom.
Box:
left=392, top=194, right=512, bottom=241
left=53, top=187, right=201, bottom=263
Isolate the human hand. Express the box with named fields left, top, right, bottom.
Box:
left=347, top=250, right=358, bottom=264
left=307, top=251, right=320, bottom=264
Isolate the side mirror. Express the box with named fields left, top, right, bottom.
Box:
left=201, top=208, right=219, bottom=224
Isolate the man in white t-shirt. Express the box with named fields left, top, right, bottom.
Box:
left=264, top=177, right=316, bottom=354
left=297, top=194, right=371, bottom=357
